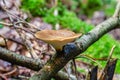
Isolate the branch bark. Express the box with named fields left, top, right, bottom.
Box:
left=0, top=47, right=74, bottom=79
left=30, top=17, right=120, bottom=80
left=0, top=47, right=43, bottom=71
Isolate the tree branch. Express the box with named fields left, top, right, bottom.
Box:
left=0, top=47, right=74, bottom=80
left=0, top=47, right=43, bottom=71
left=30, top=16, right=120, bottom=80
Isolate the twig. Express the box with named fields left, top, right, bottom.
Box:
left=0, top=46, right=43, bottom=71
left=76, top=54, right=108, bottom=61
left=15, top=21, right=40, bottom=31
left=0, top=35, right=8, bottom=48
left=72, top=58, right=79, bottom=80
left=0, top=73, right=7, bottom=80
left=18, top=75, right=30, bottom=80
left=77, top=54, right=102, bottom=67
left=107, top=45, right=116, bottom=62
left=0, top=21, right=36, bottom=34
left=1, top=0, right=23, bottom=21
left=113, top=1, right=120, bottom=17
left=3, top=38, right=8, bottom=49
left=0, top=34, right=24, bottom=46
left=99, top=45, right=116, bottom=80
left=0, top=22, right=12, bottom=26
left=3, top=65, right=17, bottom=76
left=0, top=66, right=9, bottom=72
left=0, top=4, right=39, bottom=31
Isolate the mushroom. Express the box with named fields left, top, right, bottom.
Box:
left=35, top=30, right=82, bottom=51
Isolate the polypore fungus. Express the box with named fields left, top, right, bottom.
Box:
left=35, top=30, right=82, bottom=51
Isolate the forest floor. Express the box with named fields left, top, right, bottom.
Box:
left=0, top=0, right=120, bottom=80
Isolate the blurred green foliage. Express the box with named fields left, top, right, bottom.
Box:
left=0, top=24, right=3, bottom=28
left=103, top=0, right=116, bottom=16
left=21, top=0, right=116, bottom=17
left=79, top=0, right=103, bottom=16
left=43, top=9, right=93, bottom=33
left=0, top=20, right=3, bottom=28
left=21, top=0, right=120, bottom=73
left=21, top=0, right=46, bottom=16
left=77, top=67, right=86, bottom=73
left=72, top=0, right=116, bottom=17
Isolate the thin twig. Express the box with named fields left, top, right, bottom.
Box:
left=3, top=65, right=17, bottom=76
left=0, top=22, right=12, bottom=26
left=0, top=35, right=8, bottom=48
left=76, top=54, right=108, bottom=61
left=113, top=0, right=120, bottom=17
left=3, top=38, right=8, bottom=49
left=99, top=45, right=116, bottom=80
left=0, top=34, right=24, bottom=46
left=77, top=54, right=102, bottom=67
left=0, top=21, right=36, bottom=34
left=107, top=45, right=116, bottom=63
left=72, top=58, right=79, bottom=80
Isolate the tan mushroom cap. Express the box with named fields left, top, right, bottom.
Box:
left=35, top=30, right=82, bottom=51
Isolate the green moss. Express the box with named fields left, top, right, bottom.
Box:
left=79, top=0, right=103, bottom=16
left=43, top=10, right=93, bottom=33
left=80, top=34, right=120, bottom=73
left=21, top=0, right=46, bottom=16
left=87, top=35, right=120, bottom=59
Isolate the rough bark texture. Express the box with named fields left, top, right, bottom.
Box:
left=0, top=47, right=43, bottom=71
left=30, top=17, right=120, bottom=80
